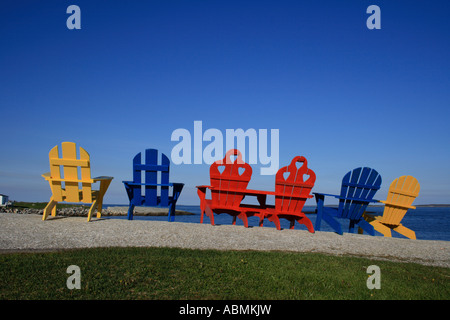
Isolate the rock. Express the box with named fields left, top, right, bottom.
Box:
left=105, top=206, right=195, bottom=216
left=0, top=205, right=195, bottom=217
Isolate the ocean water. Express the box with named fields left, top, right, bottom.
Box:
left=105, top=205, right=450, bottom=241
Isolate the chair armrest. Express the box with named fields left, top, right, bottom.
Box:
left=93, top=176, right=113, bottom=182
left=196, top=185, right=212, bottom=189
left=123, top=181, right=184, bottom=190
left=42, top=172, right=51, bottom=180
left=122, top=181, right=173, bottom=186
left=172, top=183, right=184, bottom=192
left=172, top=182, right=185, bottom=187
left=379, top=200, right=416, bottom=210
left=313, top=192, right=340, bottom=198
left=172, top=183, right=184, bottom=201
left=336, top=197, right=379, bottom=203
left=314, top=192, right=379, bottom=203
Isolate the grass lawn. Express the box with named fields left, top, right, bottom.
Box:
left=0, top=247, right=449, bottom=300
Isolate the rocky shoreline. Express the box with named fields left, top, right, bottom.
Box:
left=0, top=206, right=195, bottom=217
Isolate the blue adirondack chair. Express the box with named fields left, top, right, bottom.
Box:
left=314, top=167, right=381, bottom=235
left=122, top=149, right=184, bottom=221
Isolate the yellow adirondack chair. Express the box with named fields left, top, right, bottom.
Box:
left=42, top=142, right=113, bottom=221
left=363, top=175, right=420, bottom=239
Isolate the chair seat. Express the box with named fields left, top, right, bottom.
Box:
left=131, top=196, right=177, bottom=207
left=59, top=189, right=99, bottom=203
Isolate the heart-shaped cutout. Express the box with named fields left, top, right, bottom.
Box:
left=238, top=167, right=246, bottom=176
left=303, top=173, right=310, bottom=182
left=217, top=165, right=225, bottom=174
left=283, top=171, right=290, bottom=181
left=295, top=161, right=304, bottom=170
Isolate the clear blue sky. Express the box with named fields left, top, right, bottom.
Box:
left=1, top=0, right=449, bottom=205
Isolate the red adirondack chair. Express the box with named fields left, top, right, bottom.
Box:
left=197, top=149, right=256, bottom=227
left=197, top=149, right=316, bottom=232
left=241, top=156, right=316, bottom=232
left=264, top=156, right=315, bottom=231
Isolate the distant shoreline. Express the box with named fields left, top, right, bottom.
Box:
left=414, top=204, right=450, bottom=207
left=178, top=204, right=450, bottom=208
left=0, top=202, right=196, bottom=217
left=3, top=202, right=450, bottom=213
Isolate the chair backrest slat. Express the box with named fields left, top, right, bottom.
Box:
left=132, top=152, right=142, bottom=205
left=160, top=152, right=170, bottom=207
left=144, top=149, right=158, bottom=206
left=49, top=145, right=63, bottom=201
left=79, top=146, right=92, bottom=202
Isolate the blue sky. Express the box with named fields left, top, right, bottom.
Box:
left=1, top=0, right=449, bottom=205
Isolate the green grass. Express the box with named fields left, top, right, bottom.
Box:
left=0, top=247, right=449, bottom=300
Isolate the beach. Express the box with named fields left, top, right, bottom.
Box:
left=1, top=212, right=449, bottom=268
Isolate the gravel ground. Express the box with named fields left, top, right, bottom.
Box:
left=1, top=212, right=449, bottom=268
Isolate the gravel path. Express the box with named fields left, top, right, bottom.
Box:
left=1, top=213, right=449, bottom=268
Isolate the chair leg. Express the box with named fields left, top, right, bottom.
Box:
left=349, top=220, right=356, bottom=233
left=356, top=218, right=375, bottom=236
left=369, top=220, right=392, bottom=237
left=289, top=219, right=295, bottom=229
left=298, top=216, right=315, bottom=233
left=197, top=187, right=206, bottom=224
left=42, top=197, right=57, bottom=221
left=51, top=203, right=57, bottom=217
left=168, top=203, right=176, bottom=222
left=97, top=180, right=111, bottom=218
left=87, top=200, right=98, bottom=222
left=258, top=213, right=264, bottom=227
left=315, top=195, right=324, bottom=231
left=322, top=212, right=343, bottom=235
left=238, top=212, right=249, bottom=228
left=268, top=215, right=281, bottom=230
left=315, top=194, right=343, bottom=235
left=127, top=205, right=135, bottom=220
left=205, top=205, right=215, bottom=226
left=96, top=202, right=103, bottom=219
left=393, top=224, right=416, bottom=240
